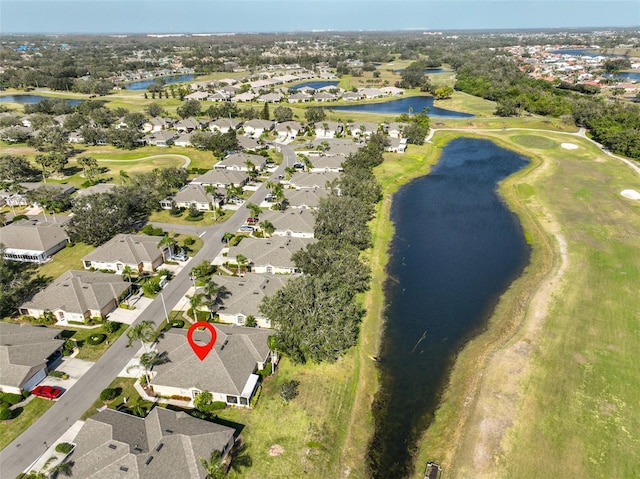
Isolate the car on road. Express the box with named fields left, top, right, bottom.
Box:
left=31, top=385, right=64, bottom=400
left=172, top=251, right=188, bottom=262
left=238, top=225, right=255, bottom=232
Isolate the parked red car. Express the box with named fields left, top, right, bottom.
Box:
left=31, top=385, right=63, bottom=400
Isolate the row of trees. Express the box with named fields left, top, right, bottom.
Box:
left=66, top=167, right=188, bottom=245
left=449, top=51, right=640, bottom=159
left=259, top=135, right=386, bottom=363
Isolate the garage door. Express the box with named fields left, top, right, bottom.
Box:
left=22, top=368, right=47, bottom=392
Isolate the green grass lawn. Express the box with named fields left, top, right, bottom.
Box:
left=37, top=242, right=94, bottom=279
left=0, top=398, right=54, bottom=451
left=149, top=209, right=229, bottom=226
left=59, top=324, right=127, bottom=362
left=81, top=377, right=151, bottom=421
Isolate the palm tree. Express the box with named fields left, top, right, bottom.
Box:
left=259, top=220, right=275, bottom=237
left=199, top=450, right=226, bottom=479
left=158, top=234, right=177, bottom=258
left=202, top=281, right=226, bottom=320
left=187, top=292, right=204, bottom=323
left=130, top=397, right=147, bottom=417
left=119, top=169, right=130, bottom=186
left=236, top=254, right=248, bottom=275
left=77, top=156, right=98, bottom=182
left=246, top=202, right=261, bottom=219
left=222, top=232, right=235, bottom=246
left=204, top=185, right=219, bottom=220
left=126, top=320, right=156, bottom=352
left=127, top=350, right=168, bottom=385
left=121, top=265, right=135, bottom=305
left=271, top=182, right=285, bottom=210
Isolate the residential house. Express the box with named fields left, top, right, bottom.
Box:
left=184, top=91, right=210, bottom=101
left=350, top=122, right=379, bottom=138
left=143, top=130, right=177, bottom=147
left=231, top=91, right=258, bottom=102
left=314, top=121, right=343, bottom=139
left=82, top=234, right=170, bottom=273
left=259, top=209, right=316, bottom=238
left=359, top=87, right=385, bottom=99
left=143, top=117, right=173, bottom=133
left=174, top=133, right=193, bottom=147
left=175, top=118, right=202, bottom=133
left=309, top=155, right=345, bottom=173
left=274, top=121, right=303, bottom=141
left=284, top=188, right=328, bottom=209
left=0, top=182, right=76, bottom=208
left=242, top=119, right=274, bottom=138
left=237, top=135, right=262, bottom=151
left=68, top=131, right=84, bottom=143
left=150, top=324, right=274, bottom=406
left=0, top=217, right=70, bottom=263
left=69, top=408, right=236, bottom=479
left=163, top=184, right=221, bottom=211
left=288, top=171, right=340, bottom=190
left=380, top=86, right=405, bottom=96
left=257, top=92, right=283, bottom=103
left=209, top=118, right=242, bottom=134
left=313, top=91, right=338, bottom=102
left=341, top=91, right=364, bottom=101
left=74, top=183, right=117, bottom=199
left=0, top=323, right=64, bottom=394
left=18, top=270, right=130, bottom=324
left=204, top=274, right=289, bottom=328
left=386, top=137, right=408, bottom=154
left=216, top=236, right=315, bottom=275
left=287, top=92, right=312, bottom=103
left=386, top=122, right=407, bottom=138
left=191, top=170, right=249, bottom=189
left=214, top=152, right=267, bottom=172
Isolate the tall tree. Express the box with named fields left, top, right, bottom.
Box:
left=199, top=450, right=226, bottom=479
left=126, top=320, right=156, bottom=352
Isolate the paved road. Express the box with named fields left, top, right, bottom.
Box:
left=0, top=160, right=288, bottom=479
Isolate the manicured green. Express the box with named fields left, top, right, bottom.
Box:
left=0, top=398, right=54, bottom=450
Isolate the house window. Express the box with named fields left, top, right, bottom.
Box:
left=227, top=396, right=238, bottom=404
left=240, top=397, right=248, bottom=406
left=237, top=315, right=245, bottom=325
left=266, top=266, right=272, bottom=274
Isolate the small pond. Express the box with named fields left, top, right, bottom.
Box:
left=0, top=95, right=84, bottom=106
left=332, top=95, right=474, bottom=118
left=125, top=74, right=195, bottom=90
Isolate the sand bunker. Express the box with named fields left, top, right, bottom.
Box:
left=621, top=189, right=640, bottom=200
left=561, top=143, right=579, bottom=150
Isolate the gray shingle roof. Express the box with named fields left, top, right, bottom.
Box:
left=284, top=188, right=328, bottom=208
left=151, top=324, right=271, bottom=396
left=259, top=209, right=316, bottom=235
left=191, top=170, right=249, bottom=187
left=0, top=217, right=69, bottom=251
left=0, top=323, right=64, bottom=389
left=212, top=273, right=291, bottom=319
left=70, top=408, right=235, bottom=479
left=83, top=234, right=166, bottom=267
left=20, top=270, right=129, bottom=316
left=226, top=236, right=315, bottom=270
left=289, top=171, right=340, bottom=189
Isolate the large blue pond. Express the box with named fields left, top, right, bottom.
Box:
left=332, top=95, right=474, bottom=118
left=550, top=49, right=629, bottom=58
left=0, top=95, right=84, bottom=106
left=290, top=81, right=340, bottom=90
left=367, top=138, right=530, bottom=478
left=604, top=71, right=640, bottom=81
left=125, top=74, right=195, bottom=90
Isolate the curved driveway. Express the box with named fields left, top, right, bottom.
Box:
left=0, top=153, right=293, bottom=478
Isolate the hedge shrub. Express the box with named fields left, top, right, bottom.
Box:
left=100, top=388, right=117, bottom=402
left=0, top=392, right=23, bottom=406
left=0, top=408, right=13, bottom=420
left=55, top=442, right=74, bottom=454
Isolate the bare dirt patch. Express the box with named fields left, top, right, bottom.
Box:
left=573, top=353, right=588, bottom=365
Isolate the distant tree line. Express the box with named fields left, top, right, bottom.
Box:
left=259, top=135, right=386, bottom=363
left=449, top=51, right=640, bottom=159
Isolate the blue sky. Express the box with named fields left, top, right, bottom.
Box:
left=1, top=1, right=638, bottom=34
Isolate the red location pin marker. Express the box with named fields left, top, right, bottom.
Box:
left=187, top=322, right=218, bottom=361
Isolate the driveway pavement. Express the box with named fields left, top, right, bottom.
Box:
left=40, top=357, right=94, bottom=390
left=106, top=296, right=153, bottom=325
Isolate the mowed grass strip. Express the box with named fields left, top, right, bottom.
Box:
left=0, top=398, right=54, bottom=450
